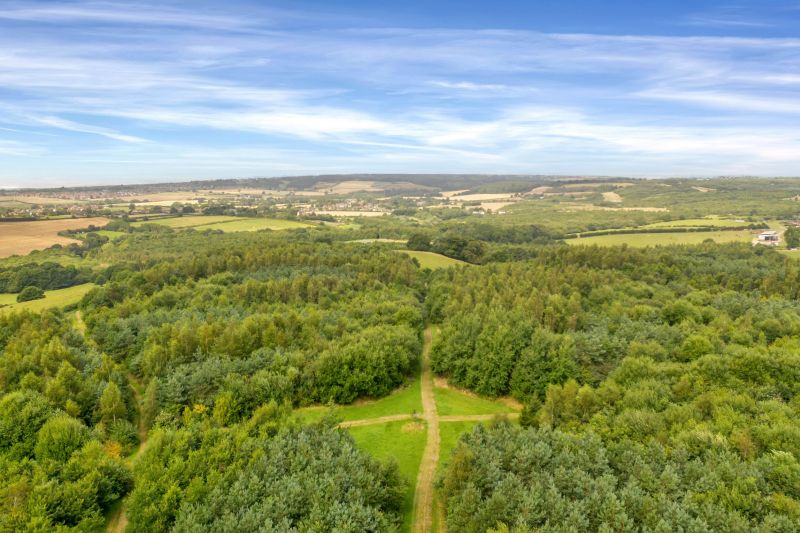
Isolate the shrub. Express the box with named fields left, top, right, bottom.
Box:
left=17, top=285, right=45, bottom=302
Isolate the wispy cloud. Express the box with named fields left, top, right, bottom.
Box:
left=31, top=115, right=148, bottom=143
left=0, top=1, right=799, bottom=183
left=0, top=1, right=261, bottom=30
left=685, top=15, right=773, bottom=28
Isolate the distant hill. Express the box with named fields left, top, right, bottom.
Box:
left=5, top=174, right=632, bottom=196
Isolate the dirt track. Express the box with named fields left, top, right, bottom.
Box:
left=412, top=327, right=438, bottom=533
left=338, top=414, right=413, bottom=428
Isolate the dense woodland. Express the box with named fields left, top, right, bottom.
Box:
left=0, top=232, right=420, bottom=530
left=1, top=215, right=800, bottom=530
left=433, top=244, right=800, bottom=531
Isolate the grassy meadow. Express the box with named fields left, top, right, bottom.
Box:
left=566, top=229, right=756, bottom=247
left=348, top=419, right=427, bottom=532
left=433, top=385, right=518, bottom=417
left=0, top=283, right=95, bottom=313
left=400, top=250, right=467, bottom=269
left=296, top=380, right=422, bottom=423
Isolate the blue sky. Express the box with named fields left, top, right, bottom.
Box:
left=0, top=1, right=799, bottom=186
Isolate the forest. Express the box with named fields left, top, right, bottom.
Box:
left=0, top=231, right=420, bottom=530
left=433, top=244, right=800, bottom=531
left=0, top=206, right=799, bottom=531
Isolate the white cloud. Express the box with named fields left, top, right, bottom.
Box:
left=0, top=2, right=799, bottom=179
left=31, top=115, right=148, bottom=143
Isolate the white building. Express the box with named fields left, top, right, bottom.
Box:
left=757, top=231, right=779, bottom=245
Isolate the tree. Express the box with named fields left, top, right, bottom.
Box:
left=35, top=415, right=90, bottom=462
left=98, top=382, right=126, bottom=424
left=17, top=285, right=44, bottom=302
left=785, top=227, right=800, bottom=249
left=407, top=232, right=431, bottom=251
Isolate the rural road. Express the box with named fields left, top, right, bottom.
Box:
left=412, top=327, right=438, bottom=533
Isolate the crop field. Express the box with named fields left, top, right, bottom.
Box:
left=0, top=283, right=95, bottom=314
left=400, top=250, right=466, bottom=269
left=566, top=229, right=755, bottom=247
left=348, top=419, right=427, bottom=532
left=0, top=217, right=110, bottom=258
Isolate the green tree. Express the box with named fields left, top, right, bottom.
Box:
left=407, top=232, right=431, bottom=251
left=35, top=415, right=90, bottom=462
left=98, top=382, right=126, bottom=424
left=17, top=285, right=44, bottom=302
left=785, top=227, right=800, bottom=249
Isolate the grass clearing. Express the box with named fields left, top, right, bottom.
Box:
left=566, top=229, right=755, bottom=247
left=296, top=380, right=422, bottom=423
left=438, top=421, right=480, bottom=473
left=348, top=419, right=427, bottom=532
left=434, top=385, right=518, bottom=417
left=400, top=250, right=466, bottom=269
left=0, top=283, right=95, bottom=314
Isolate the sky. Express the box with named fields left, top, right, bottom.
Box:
left=0, top=1, right=799, bottom=187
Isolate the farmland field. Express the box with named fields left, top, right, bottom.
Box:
left=0, top=283, right=95, bottom=313
left=0, top=217, right=109, bottom=258
left=566, top=229, right=755, bottom=247
left=641, top=217, right=750, bottom=228
left=0, top=195, right=83, bottom=205
left=400, top=250, right=466, bottom=269
left=131, top=215, right=238, bottom=228
left=195, top=218, right=311, bottom=232
left=132, top=215, right=311, bottom=231
left=313, top=210, right=387, bottom=217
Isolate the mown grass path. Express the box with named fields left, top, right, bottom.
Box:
left=412, top=327, right=438, bottom=533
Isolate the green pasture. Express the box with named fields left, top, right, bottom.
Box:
left=131, top=215, right=237, bottom=229
left=641, top=217, right=751, bottom=228
left=400, top=250, right=466, bottom=269
left=194, top=218, right=311, bottom=232
left=0, top=283, right=95, bottom=314
left=566, top=229, right=755, bottom=247
left=131, top=215, right=311, bottom=232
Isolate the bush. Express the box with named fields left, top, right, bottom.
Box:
left=17, top=285, right=45, bottom=302
left=35, top=415, right=90, bottom=462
